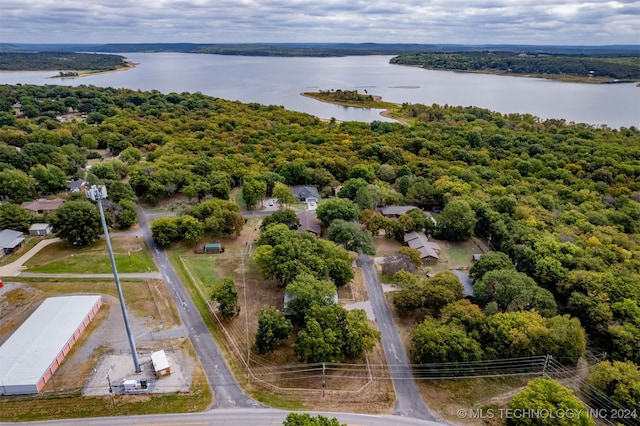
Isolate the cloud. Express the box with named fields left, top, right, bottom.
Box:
left=1, top=0, right=638, bottom=44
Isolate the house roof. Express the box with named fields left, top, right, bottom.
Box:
left=291, top=186, right=319, bottom=199
left=20, top=198, right=65, bottom=213
left=404, top=231, right=441, bottom=260
left=29, top=223, right=51, bottom=231
left=0, top=229, right=24, bottom=250
left=296, top=210, right=321, bottom=235
left=381, top=205, right=419, bottom=216
left=66, top=179, right=87, bottom=191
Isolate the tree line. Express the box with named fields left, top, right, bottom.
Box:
left=391, top=51, right=640, bottom=80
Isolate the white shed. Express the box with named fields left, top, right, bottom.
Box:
left=151, top=350, right=171, bottom=377
left=29, top=223, right=52, bottom=236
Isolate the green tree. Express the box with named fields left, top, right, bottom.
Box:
left=469, top=251, right=515, bottom=281
left=294, top=304, right=379, bottom=362
left=119, top=147, right=143, bottom=165
left=0, top=203, right=33, bottom=232
left=254, top=307, right=292, bottom=354
left=410, top=319, right=483, bottom=363
left=0, top=169, right=36, bottom=201
left=327, top=219, right=375, bottom=254
left=474, top=269, right=557, bottom=317
left=115, top=199, right=137, bottom=229
left=30, top=164, right=67, bottom=194
left=588, top=360, right=640, bottom=411
left=51, top=200, right=102, bottom=246
left=436, top=198, right=477, bottom=241
left=316, top=198, right=359, bottom=225
left=508, top=378, right=594, bottom=426
left=242, top=177, right=267, bottom=210
left=293, top=318, right=342, bottom=363
left=272, top=181, right=296, bottom=207
left=178, top=215, right=205, bottom=243
left=284, top=273, right=337, bottom=324
left=283, top=412, right=344, bottom=426
left=151, top=216, right=181, bottom=247
left=261, top=209, right=300, bottom=230
left=212, top=277, right=239, bottom=318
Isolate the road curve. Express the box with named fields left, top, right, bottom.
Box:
left=137, top=207, right=260, bottom=409
left=357, top=253, right=440, bottom=422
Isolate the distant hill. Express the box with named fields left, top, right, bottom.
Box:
left=3, top=42, right=639, bottom=57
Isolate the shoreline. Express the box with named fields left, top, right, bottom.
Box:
left=48, top=61, right=137, bottom=79
left=392, top=62, right=640, bottom=85
left=300, top=92, right=407, bottom=124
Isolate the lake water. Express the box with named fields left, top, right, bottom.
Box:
left=1, top=52, right=639, bottom=128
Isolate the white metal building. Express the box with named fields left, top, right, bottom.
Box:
left=0, top=295, right=103, bottom=395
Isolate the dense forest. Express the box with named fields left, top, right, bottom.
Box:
left=0, top=83, right=639, bottom=410
left=391, top=51, right=640, bottom=80
left=0, top=52, right=128, bottom=71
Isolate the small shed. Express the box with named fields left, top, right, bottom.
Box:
left=195, top=243, right=225, bottom=254
left=29, top=223, right=52, bottom=236
left=151, top=350, right=171, bottom=377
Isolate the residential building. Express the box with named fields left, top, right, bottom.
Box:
left=20, top=198, right=65, bottom=215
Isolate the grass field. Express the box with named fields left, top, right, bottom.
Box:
left=23, top=238, right=156, bottom=274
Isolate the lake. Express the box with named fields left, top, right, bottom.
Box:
left=1, top=52, right=639, bottom=128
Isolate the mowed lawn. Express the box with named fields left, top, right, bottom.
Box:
left=23, top=237, right=157, bottom=274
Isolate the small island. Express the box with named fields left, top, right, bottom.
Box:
left=302, top=89, right=398, bottom=109
left=0, top=52, right=132, bottom=77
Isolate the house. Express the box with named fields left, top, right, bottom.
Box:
left=404, top=231, right=441, bottom=263
left=67, top=179, right=87, bottom=193
left=295, top=210, right=321, bottom=236
left=0, top=229, right=25, bottom=256
left=291, top=186, right=319, bottom=203
left=29, top=223, right=52, bottom=236
left=380, top=205, right=420, bottom=218
left=20, top=198, right=65, bottom=215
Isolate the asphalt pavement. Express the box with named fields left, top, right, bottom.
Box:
left=357, top=253, right=440, bottom=422
left=137, top=207, right=260, bottom=409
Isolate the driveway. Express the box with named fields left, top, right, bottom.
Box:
left=357, top=253, right=439, bottom=422
left=137, top=207, right=260, bottom=409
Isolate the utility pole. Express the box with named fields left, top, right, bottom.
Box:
left=87, top=185, right=141, bottom=373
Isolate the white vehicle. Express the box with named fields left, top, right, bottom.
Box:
left=268, top=199, right=274, bottom=206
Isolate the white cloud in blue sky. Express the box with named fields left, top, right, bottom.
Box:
left=1, top=0, right=638, bottom=44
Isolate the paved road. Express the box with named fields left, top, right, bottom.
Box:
left=357, top=253, right=439, bottom=422
left=0, top=408, right=444, bottom=426
left=137, top=207, right=260, bottom=409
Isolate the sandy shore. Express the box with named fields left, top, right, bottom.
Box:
left=49, top=61, right=136, bottom=79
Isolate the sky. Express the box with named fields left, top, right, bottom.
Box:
left=1, top=0, right=639, bottom=45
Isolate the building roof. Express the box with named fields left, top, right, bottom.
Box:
left=29, top=223, right=51, bottom=231
left=151, top=350, right=170, bottom=372
left=296, top=210, right=321, bottom=235
left=66, top=179, right=87, bottom=191
left=0, top=229, right=24, bottom=250
left=380, top=205, right=419, bottom=216
left=0, top=295, right=102, bottom=391
left=20, top=198, right=65, bottom=213
left=291, top=186, right=319, bottom=200
left=404, top=231, right=441, bottom=260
